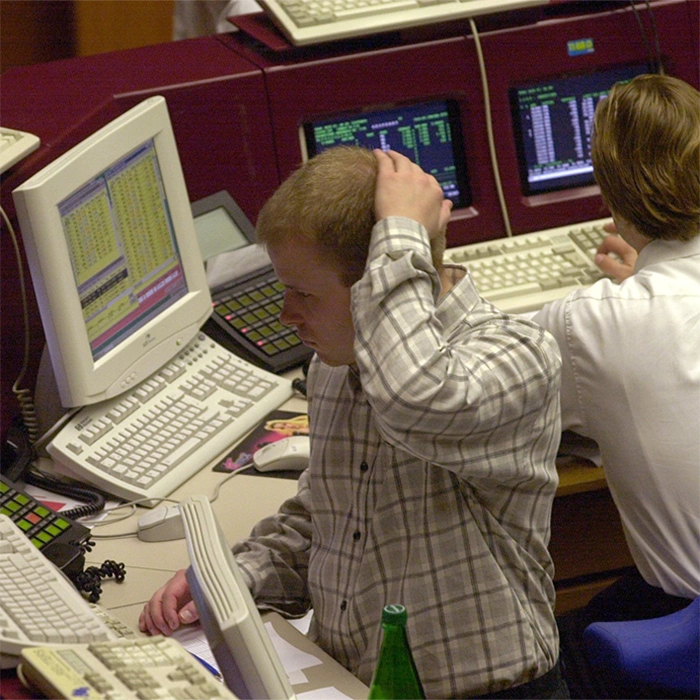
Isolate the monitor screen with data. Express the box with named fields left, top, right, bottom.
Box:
left=13, top=96, right=211, bottom=407
left=303, top=98, right=472, bottom=209
left=510, top=63, right=648, bottom=196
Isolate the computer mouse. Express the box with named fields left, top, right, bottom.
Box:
left=253, top=436, right=310, bottom=473
left=137, top=504, right=185, bottom=542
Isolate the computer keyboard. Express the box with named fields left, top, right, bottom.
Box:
left=0, top=125, right=40, bottom=175
left=444, top=218, right=612, bottom=314
left=0, top=514, right=116, bottom=667
left=258, top=0, right=549, bottom=45
left=18, top=636, right=238, bottom=699
left=48, top=333, right=294, bottom=505
left=88, top=603, right=144, bottom=640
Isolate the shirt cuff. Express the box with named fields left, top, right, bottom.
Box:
left=367, top=216, right=432, bottom=266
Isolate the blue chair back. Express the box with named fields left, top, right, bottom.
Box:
left=583, top=595, right=700, bottom=696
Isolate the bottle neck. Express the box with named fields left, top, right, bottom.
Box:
left=369, top=621, right=425, bottom=700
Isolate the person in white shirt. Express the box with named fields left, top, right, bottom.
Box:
left=533, top=73, right=700, bottom=698
left=172, top=0, right=261, bottom=40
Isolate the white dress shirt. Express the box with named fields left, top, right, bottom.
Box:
left=534, top=235, right=700, bottom=599
left=172, top=0, right=261, bottom=40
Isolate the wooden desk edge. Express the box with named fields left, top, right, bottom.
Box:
left=556, top=456, right=607, bottom=497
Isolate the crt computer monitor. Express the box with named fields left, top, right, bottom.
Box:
left=180, top=494, right=296, bottom=700
left=510, top=62, right=649, bottom=197
left=12, top=96, right=212, bottom=408
left=302, top=98, right=472, bottom=210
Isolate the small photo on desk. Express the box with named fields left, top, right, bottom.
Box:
left=215, top=410, right=309, bottom=479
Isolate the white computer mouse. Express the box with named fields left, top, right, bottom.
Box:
left=253, top=436, right=310, bottom=472
left=137, top=504, right=185, bottom=542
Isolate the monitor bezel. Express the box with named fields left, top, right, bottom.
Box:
left=300, top=97, right=472, bottom=210
left=12, top=96, right=212, bottom=408
left=509, top=62, right=650, bottom=198
left=191, top=190, right=256, bottom=247
left=181, top=495, right=296, bottom=700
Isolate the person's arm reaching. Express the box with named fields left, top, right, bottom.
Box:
left=595, top=222, right=637, bottom=282
left=139, top=568, right=196, bottom=636
left=139, top=473, right=314, bottom=636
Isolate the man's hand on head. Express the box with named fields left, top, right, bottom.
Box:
left=373, top=149, right=452, bottom=238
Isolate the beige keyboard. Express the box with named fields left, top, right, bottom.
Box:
left=0, top=125, right=40, bottom=174
left=0, top=515, right=115, bottom=668
left=445, top=218, right=612, bottom=314
left=259, top=0, right=549, bottom=45
left=18, top=636, right=238, bottom=699
left=48, top=333, right=293, bottom=505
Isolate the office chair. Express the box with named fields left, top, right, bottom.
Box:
left=582, top=594, right=700, bottom=698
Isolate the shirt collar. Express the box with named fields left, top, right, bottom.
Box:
left=636, top=235, right=700, bottom=270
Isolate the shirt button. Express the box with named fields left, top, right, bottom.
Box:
left=360, top=462, right=368, bottom=472
left=340, top=600, right=347, bottom=611
left=353, top=531, right=361, bottom=541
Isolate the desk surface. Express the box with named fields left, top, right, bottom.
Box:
left=555, top=457, right=606, bottom=496
left=46, top=383, right=607, bottom=698
left=66, top=390, right=368, bottom=699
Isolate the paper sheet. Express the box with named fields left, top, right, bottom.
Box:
left=206, top=244, right=272, bottom=290
left=173, top=620, right=352, bottom=699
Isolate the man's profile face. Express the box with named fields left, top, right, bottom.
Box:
left=267, top=236, right=356, bottom=367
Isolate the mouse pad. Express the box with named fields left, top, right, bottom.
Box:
left=213, top=410, right=309, bottom=479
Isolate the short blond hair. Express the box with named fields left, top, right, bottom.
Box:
left=592, top=73, right=700, bottom=241
left=256, top=147, right=377, bottom=286
left=256, top=146, right=446, bottom=286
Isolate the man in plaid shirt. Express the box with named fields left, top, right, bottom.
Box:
left=141, top=146, right=566, bottom=698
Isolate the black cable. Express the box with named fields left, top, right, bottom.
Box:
left=644, top=0, right=665, bottom=74
left=629, top=0, right=665, bottom=75
left=24, top=469, right=106, bottom=519
left=0, top=205, right=39, bottom=446
left=71, top=559, right=126, bottom=603
left=292, top=355, right=312, bottom=397
left=629, top=0, right=655, bottom=73
left=1, top=418, right=34, bottom=481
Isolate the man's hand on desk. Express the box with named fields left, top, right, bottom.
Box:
left=139, top=568, right=199, bottom=636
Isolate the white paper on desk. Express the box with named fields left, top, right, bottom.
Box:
left=172, top=620, right=323, bottom=685
left=173, top=624, right=219, bottom=671
left=264, top=620, right=322, bottom=684
left=298, top=687, right=355, bottom=700
left=206, top=244, right=271, bottom=290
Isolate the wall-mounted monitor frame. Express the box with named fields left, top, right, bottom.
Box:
left=301, top=98, right=472, bottom=210
left=479, top=0, right=699, bottom=234
left=257, top=36, right=502, bottom=247
left=509, top=62, right=648, bottom=197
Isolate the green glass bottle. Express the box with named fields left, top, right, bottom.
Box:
left=367, top=604, right=426, bottom=700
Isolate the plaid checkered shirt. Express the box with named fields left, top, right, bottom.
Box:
left=234, top=217, right=562, bottom=697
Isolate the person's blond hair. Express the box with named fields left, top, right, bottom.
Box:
left=256, top=146, right=445, bottom=285
left=592, top=73, right=700, bottom=241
